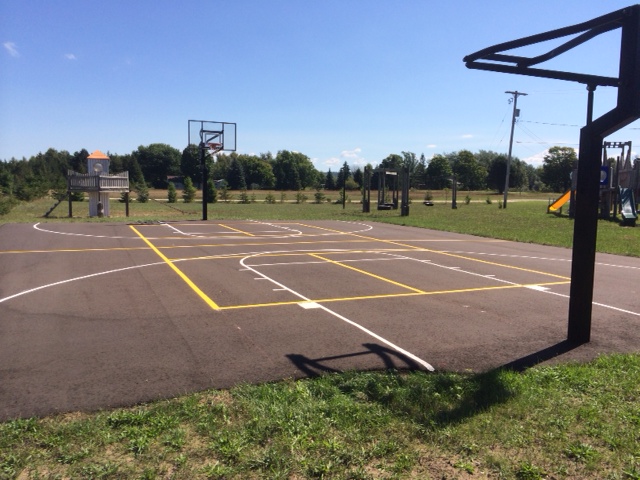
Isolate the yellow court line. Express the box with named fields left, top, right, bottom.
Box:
left=296, top=223, right=570, bottom=281
left=309, top=253, right=425, bottom=294
left=217, top=281, right=571, bottom=311
left=129, top=226, right=220, bottom=311
left=218, top=223, right=255, bottom=236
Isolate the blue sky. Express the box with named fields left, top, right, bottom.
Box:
left=1, top=1, right=638, bottom=170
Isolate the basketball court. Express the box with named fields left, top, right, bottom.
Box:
left=1, top=220, right=639, bottom=420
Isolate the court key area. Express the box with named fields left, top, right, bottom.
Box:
left=1, top=220, right=639, bottom=420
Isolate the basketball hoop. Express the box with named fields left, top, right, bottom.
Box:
left=207, top=142, right=223, bottom=153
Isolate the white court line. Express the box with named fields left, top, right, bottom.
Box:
left=446, top=250, right=640, bottom=271
left=532, top=289, right=640, bottom=317
left=0, top=262, right=166, bottom=304
left=33, top=222, right=136, bottom=239
left=239, top=253, right=435, bottom=371
left=32, top=220, right=377, bottom=241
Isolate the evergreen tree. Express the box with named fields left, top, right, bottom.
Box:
left=336, top=162, right=351, bottom=189
left=207, top=178, right=217, bottom=204
left=167, top=182, right=177, bottom=203
left=182, top=176, right=196, bottom=203
left=353, top=168, right=363, bottom=189
left=227, top=158, right=247, bottom=190
left=135, top=183, right=149, bottom=203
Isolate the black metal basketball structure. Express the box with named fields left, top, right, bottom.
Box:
left=188, top=120, right=236, bottom=221
left=465, top=5, right=640, bottom=344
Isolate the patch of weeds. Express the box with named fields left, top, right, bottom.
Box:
left=565, top=442, right=598, bottom=463
left=201, top=461, right=233, bottom=479
left=247, top=445, right=291, bottom=478
left=459, top=442, right=479, bottom=457
left=344, top=466, right=374, bottom=479
left=174, top=453, right=188, bottom=469
left=370, top=439, right=401, bottom=457
left=162, top=428, right=186, bottom=451
left=209, top=432, right=245, bottom=464
left=56, top=445, right=91, bottom=464
left=78, top=461, right=119, bottom=478
left=106, top=409, right=150, bottom=428
left=300, top=455, right=335, bottom=478
left=624, top=456, right=640, bottom=480
left=454, top=459, right=475, bottom=474
left=127, top=433, right=151, bottom=456
left=515, top=461, right=545, bottom=480
left=0, top=418, right=39, bottom=446
left=0, top=453, right=22, bottom=478
left=392, top=452, right=415, bottom=473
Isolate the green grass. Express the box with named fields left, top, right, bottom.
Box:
left=1, top=355, right=639, bottom=479
left=4, top=191, right=639, bottom=257
left=2, top=191, right=640, bottom=478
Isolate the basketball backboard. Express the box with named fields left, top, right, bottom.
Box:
left=188, top=120, right=237, bottom=152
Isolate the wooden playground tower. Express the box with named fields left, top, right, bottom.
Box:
left=66, top=150, right=130, bottom=217
left=600, top=141, right=640, bottom=223
left=548, top=141, right=640, bottom=225
left=362, top=166, right=410, bottom=216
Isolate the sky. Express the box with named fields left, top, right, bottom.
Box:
left=2, top=0, right=640, bottom=170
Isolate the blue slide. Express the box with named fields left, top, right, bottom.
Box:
left=619, top=186, right=638, bottom=226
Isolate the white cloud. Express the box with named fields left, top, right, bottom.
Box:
left=64, top=53, right=77, bottom=60
left=324, top=157, right=340, bottom=167
left=426, top=144, right=437, bottom=149
left=522, top=149, right=548, bottom=167
left=340, top=147, right=361, bottom=159
left=461, top=134, right=473, bottom=139
left=3, top=42, right=19, bottom=57
left=319, top=147, right=367, bottom=170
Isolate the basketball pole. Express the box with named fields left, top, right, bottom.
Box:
left=200, top=141, right=208, bottom=221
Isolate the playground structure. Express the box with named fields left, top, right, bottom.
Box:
left=362, top=166, right=410, bottom=216
left=547, top=141, right=639, bottom=226
left=66, top=150, right=130, bottom=218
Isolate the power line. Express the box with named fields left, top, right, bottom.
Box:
left=519, top=120, right=581, bottom=127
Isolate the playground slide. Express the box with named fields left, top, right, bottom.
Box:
left=619, top=187, right=638, bottom=224
left=547, top=189, right=571, bottom=213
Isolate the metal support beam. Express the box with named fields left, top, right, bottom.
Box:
left=465, top=5, right=640, bottom=346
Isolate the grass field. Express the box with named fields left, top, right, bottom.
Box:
left=5, top=189, right=639, bottom=257
left=1, top=190, right=640, bottom=479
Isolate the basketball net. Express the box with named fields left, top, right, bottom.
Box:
left=206, top=142, right=223, bottom=154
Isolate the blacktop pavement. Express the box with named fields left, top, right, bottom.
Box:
left=1, top=219, right=639, bottom=420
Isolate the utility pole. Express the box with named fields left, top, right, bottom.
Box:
left=503, top=90, right=527, bottom=208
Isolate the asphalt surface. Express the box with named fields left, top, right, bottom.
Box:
left=1, top=220, right=639, bottom=420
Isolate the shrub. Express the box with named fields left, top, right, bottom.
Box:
left=207, top=179, right=217, bottom=204
left=167, top=182, right=177, bottom=203
left=182, top=177, right=196, bottom=203
left=295, top=191, right=307, bottom=204
left=0, top=196, right=17, bottom=215
left=239, top=190, right=250, bottom=204
left=219, top=187, right=232, bottom=203
left=136, top=183, right=149, bottom=203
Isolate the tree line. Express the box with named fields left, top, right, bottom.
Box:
left=0, top=143, right=579, bottom=213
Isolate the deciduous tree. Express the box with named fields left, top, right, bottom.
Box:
left=541, top=146, right=576, bottom=192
